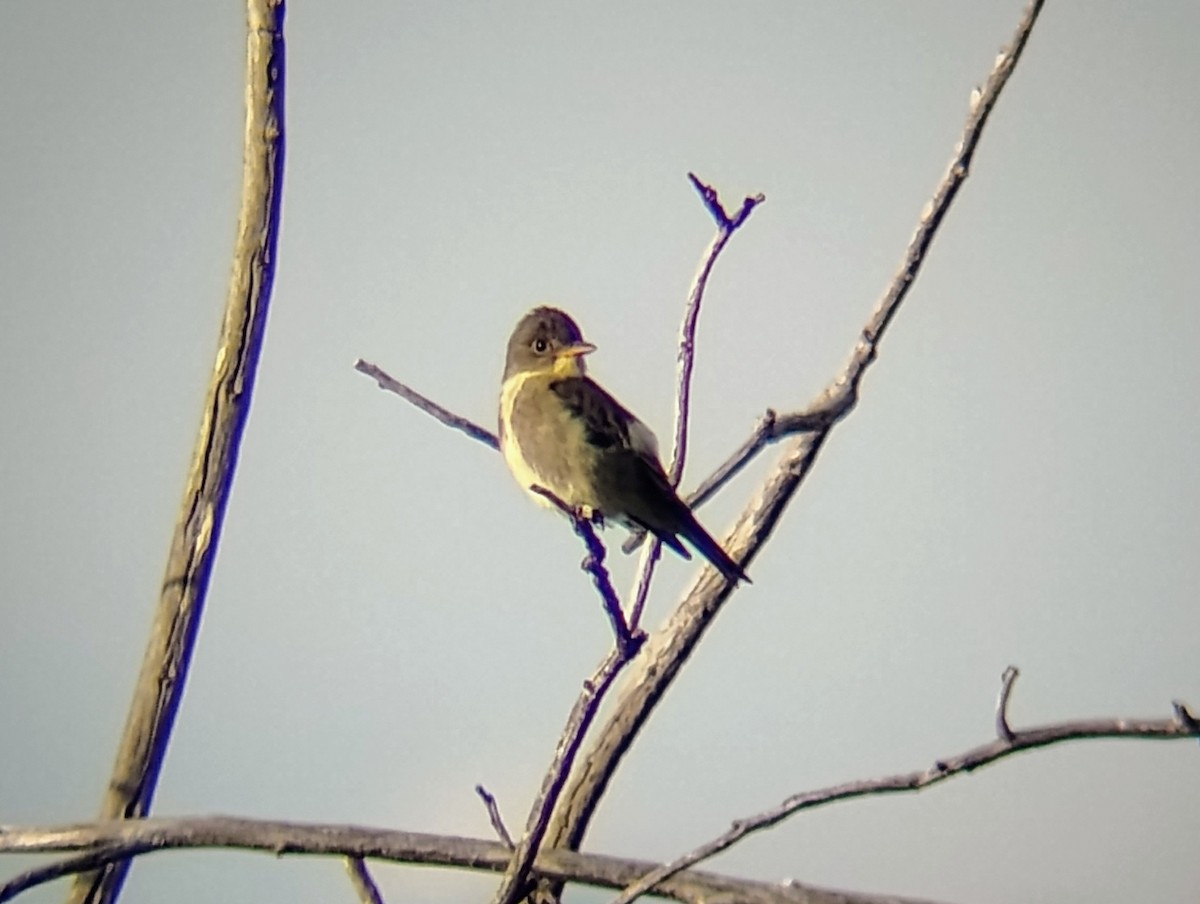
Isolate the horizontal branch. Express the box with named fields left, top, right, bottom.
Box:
left=0, top=816, right=942, bottom=904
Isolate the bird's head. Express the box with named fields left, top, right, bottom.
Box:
left=503, top=306, right=596, bottom=381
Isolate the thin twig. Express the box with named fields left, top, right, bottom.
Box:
left=995, top=666, right=1019, bottom=741
left=355, top=359, right=498, bottom=450
left=609, top=683, right=1197, bottom=904
left=67, top=5, right=287, bottom=904
left=529, top=487, right=641, bottom=657
left=669, top=175, right=765, bottom=488
left=627, top=176, right=764, bottom=630
left=678, top=409, right=832, bottom=517
left=626, top=539, right=664, bottom=634
left=622, top=393, right=833, bottom=556
left=475, top=785, right=515, bottom=849
left=345, top=857, right=386, bottom=904
left=545, top=0, right=1050, bottom=866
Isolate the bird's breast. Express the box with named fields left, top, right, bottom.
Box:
left=499, top=371, right=595, bottom=510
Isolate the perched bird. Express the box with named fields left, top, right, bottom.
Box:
left=498, top=306, right=749, bottom=584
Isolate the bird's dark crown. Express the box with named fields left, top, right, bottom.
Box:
left=503, top=306, right=590, bottom=380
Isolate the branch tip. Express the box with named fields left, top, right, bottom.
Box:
left=1171, top=700, right=1199, bottom=733
left=475, top=785, right=515, bottom=849
left=995, top=666, right=1020, bottom=741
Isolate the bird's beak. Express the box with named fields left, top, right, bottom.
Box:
left=558, top=341, right=596, bottom=359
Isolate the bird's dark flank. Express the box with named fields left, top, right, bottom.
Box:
left=498, top=306, right=749, bottom=584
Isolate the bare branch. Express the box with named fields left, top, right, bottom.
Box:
left=626, top=539, right=664, bottom=634
left=669, top=175, right=765, bottom=489
left=627, top=176, right=764, bottom=631
left=345, top=858, right=386, bottom=904
left=610, top=686, right=1199, bottom=904
left=995, top=666, right=1019, bottom=741
left=490, top=650, right=630, bottom=904
left=476, top=786, right=515, bottom=849
left=622, top=407, right=831, bottom=555
left=678, top=409, right=833, bottom=517
left=0, top=816, right=947, bottom=904
left=481, top=487, right=647, bottom=902
left=67, top=4, right=287, bottom=903
left=545, top=0, right=1050, bottom=866
left=529, top=487, right=642, bottom=657
left=354, top=359, right=498, bottom=450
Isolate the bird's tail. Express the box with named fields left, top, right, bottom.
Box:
left=677, top=510, right=750, bottom=584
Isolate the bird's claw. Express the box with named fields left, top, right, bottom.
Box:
left=575, top=504, right=604, bottom=527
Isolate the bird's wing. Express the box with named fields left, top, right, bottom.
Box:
left=550, top=375, right=688, bottom=548
left=549, top=377, right=749, bottom=584
left=549, top=376, right=660, bottom=458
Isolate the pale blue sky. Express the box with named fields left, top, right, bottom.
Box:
left=1, top=3, right=1197, bottom=903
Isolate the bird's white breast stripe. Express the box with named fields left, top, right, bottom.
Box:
left=499, top=370, right=556, bottom=509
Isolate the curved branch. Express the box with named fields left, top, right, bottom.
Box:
left=611, top=671, right=1198, bottom=903
left=0, top=817, right=942, bottom=904
left=627, top=176, right=764, bottom=631
left=67, top=4, right=287, bottom=903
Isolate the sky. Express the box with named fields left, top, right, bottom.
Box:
left=1, top=2, right=1198, bottom=904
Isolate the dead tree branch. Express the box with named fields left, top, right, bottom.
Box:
left=610, top=670, right=1198, bottom=903
left=627, top=176, right=765, bottom=632
left=0, top=817, right=942, bottom=904
left=66, top=4, right=287, bottom=903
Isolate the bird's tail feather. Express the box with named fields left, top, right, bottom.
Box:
left=676, top=512, right=750, bottom=584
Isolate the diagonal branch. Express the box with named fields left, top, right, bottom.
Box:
left=635, top=407, right=832, bottom=539
left=345, top=858, right=386, bottom=904
left=669, top=174, right=765, bottom=490
left=489, top=650, right=631, bottom=904
left=66, top=4, right=287, bottom=904
left=529, top=487, right=641, bottom=657
left=541, top=0, right=1049, bottom=865
left=485, top=489, right=649, bottom=903
left=354, top=359, right=498, bottom=449
left=487, top=488, right=646, bottom=904
left=627, top=176, right=764, bottom=632
left=476, top=785, right=516, bottom=849
left=609, top=671, right=1199, bottom=903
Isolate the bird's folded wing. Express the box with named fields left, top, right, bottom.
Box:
left=550, top=376, right=651, bottom=453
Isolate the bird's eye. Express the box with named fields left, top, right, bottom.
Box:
left=532, top=338, right=549, bottom=353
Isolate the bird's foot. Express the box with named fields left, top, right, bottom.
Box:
left=575, top=504, right=604, bottom=527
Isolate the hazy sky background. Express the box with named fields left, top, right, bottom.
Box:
left=2, top=3, right=1197, bottom=903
